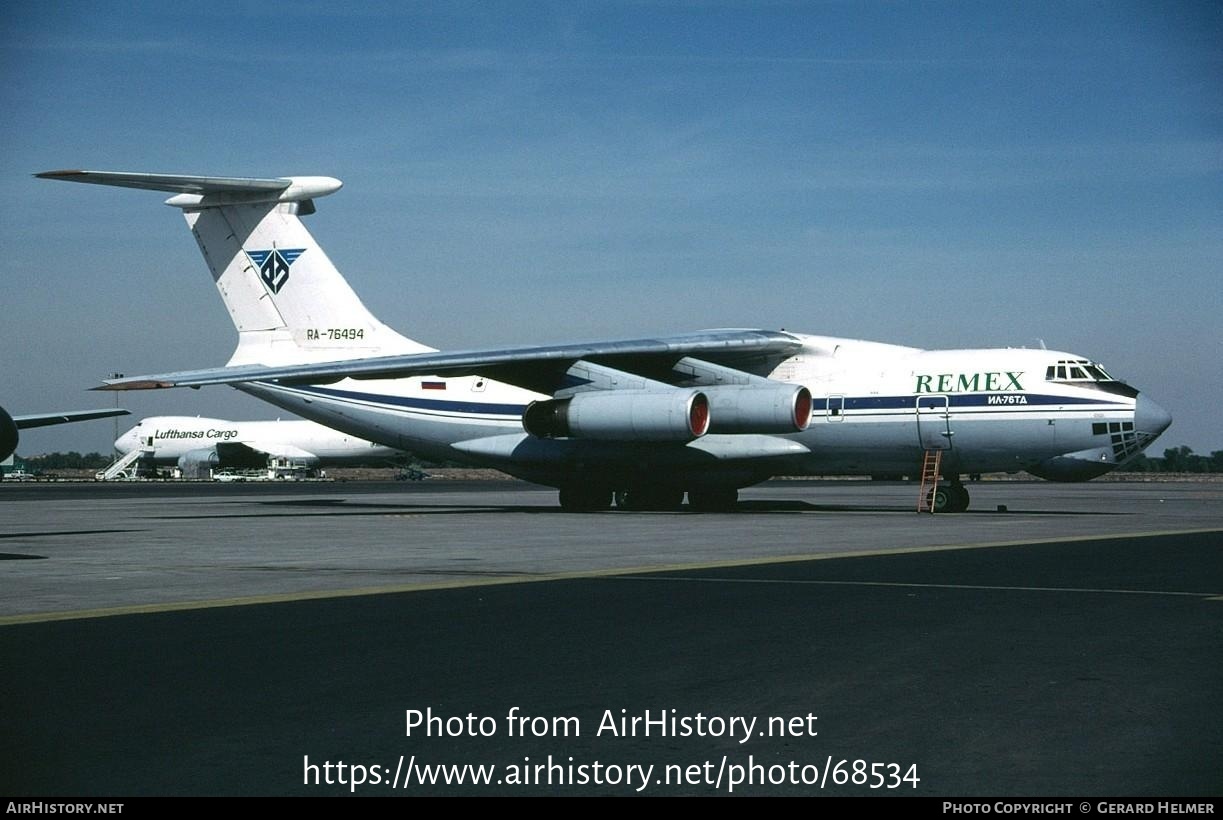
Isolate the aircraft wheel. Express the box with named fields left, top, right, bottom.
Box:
left=951, top=484, right=970, bottom=512
left=931, top=484, right=970, bottom=513
left=558, top=486, right=613, bottom=512
left=687, top=488, right=739, bottom=511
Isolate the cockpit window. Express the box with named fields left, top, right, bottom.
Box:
left=1045, top=358, right=1138, bottom=397
left=1047, top=359, right=1114, bottom=383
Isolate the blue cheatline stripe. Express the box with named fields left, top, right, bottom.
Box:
left=948, top=393, right=1121, bottom=408
left=279, top=383, right=528, bottom=416
left=272, top=382, right=1121, bottom=421
left=824, top=409, right=1119, bottom=422
left=813, top=393, right=1123, bottom=412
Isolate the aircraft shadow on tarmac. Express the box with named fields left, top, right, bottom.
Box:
left=0, top=529, right=145, bottom=560
left=139, top=498, right=1130, bottom=518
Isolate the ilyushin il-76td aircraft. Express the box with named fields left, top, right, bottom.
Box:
left=38, top=170, right=1172, bottom=512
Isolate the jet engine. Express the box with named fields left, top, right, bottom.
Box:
left=703, top=384, right=812, bottom=434
left=176, top=447, right=221, bottom=480
left=523, top=390, right=710, bottom=442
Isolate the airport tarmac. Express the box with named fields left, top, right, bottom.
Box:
left=3, top=479, right=1221, bottom=621
left=1, top=479, right=1221, bottom=795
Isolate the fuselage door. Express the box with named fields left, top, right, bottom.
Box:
left=916, top=394, right=953, bottom=450
left=826, top=394, right=845, bottom=422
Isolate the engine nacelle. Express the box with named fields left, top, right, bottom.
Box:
left=523, top=390, right=710, bottom=442
left=703, top=384, right=812, bottom=434
left=177, top=447, right=220, bottom=471
left=177, top=447, right=221, bottom=480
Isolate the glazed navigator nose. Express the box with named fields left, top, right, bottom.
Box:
left=1134, top=394, right=1172, bottom=439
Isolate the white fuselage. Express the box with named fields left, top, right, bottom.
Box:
left=232, top=334, right=1158, bottom=487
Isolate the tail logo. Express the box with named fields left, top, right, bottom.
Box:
left=244, top=248, right=306, bottom=294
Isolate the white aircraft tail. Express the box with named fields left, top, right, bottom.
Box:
left=37, top=171, right=432, bottom=366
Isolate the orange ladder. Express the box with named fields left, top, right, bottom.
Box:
left=917, top=449, right=942, bottom=513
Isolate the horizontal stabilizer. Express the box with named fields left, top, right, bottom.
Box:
left=36, top=170, right=341, bottom=206
left=36, top=170, right=290, bottom=194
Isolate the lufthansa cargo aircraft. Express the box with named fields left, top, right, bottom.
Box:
left=38, top=170, right=1172, bottom=512
left=115, top=415, right=401, bottom=469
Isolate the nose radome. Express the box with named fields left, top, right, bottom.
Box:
left=1135, top=394, right=1172, bottom=438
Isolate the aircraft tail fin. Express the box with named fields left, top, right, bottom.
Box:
left=36, top=170, right=433, bottom=366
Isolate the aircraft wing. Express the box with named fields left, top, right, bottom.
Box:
left=94, top=330, right=804, bottom=395
left=13, top=408, right=130, bottom=429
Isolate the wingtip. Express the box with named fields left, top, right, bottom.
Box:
left=35, top=169, right=87, bottom=180
left=92, top=380, right=175, bottom=391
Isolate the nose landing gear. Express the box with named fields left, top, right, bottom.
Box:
left=930, top=481, right=971, bottom=513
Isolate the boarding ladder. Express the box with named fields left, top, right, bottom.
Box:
left=916, top=449, right=942, bottom=514
left=95, top=448, right=144, bottom=481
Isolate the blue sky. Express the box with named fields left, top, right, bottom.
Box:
left=2, top=1, right=1219, bottom=456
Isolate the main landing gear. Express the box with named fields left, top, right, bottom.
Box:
left=557, top=486, right=614, bottom=512
left=930, top=481, right=971, bottom=513
left=557, top=485, right=739, bottom=512
left=685, top=487, right=739, bottom=512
